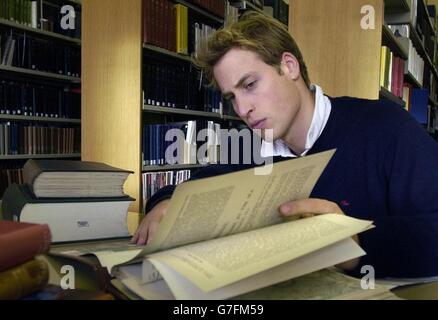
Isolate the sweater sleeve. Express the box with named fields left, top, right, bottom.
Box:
left=353, top=115, right=438, bottom=278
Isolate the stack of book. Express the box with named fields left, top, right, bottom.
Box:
left=1, top=159, right=134, bottom=243
left=0, top=220, right=51, bottom=299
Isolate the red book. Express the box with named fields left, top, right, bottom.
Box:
left=0, top=220, right=51, bottom=272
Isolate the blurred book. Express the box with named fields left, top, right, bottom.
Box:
left=0, top=259, right=49, bottom=300
left=0, top=220, right=51, bottom=272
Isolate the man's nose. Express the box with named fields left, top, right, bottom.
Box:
left=234, top=95, right=254, bottom=118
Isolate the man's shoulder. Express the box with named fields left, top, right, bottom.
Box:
left=329, top=96, right=412, bottom=127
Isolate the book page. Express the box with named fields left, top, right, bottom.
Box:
left=147, top=214, right=373, bottom=292
left=233, top=268, right=400, bottom=300
left=148, top=238, right=364, bottom=300
left=50, top=238, right=141, bottom=273
left=143, top=149, right=336, bottom=254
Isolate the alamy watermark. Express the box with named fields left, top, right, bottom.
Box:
left=60, top=5, right=76, bottom=31
left=360, top=5, right=376, bottom=30
left=60, top=265, right=75, bottom=290
left=360, top=265, right=375, bottom=290
left=163, top=127, right=273, bottom=175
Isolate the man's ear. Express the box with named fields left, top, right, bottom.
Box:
left=280, top=52, right=301, bottom=80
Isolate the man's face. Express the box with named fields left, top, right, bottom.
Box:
left=213, top=48, right=303, bottom=141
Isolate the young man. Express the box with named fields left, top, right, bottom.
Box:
left=132, top=11, right=438, bottom=278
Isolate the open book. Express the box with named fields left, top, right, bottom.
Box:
left=51, top=150, right=374, bottom=300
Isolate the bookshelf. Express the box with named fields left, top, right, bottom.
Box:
left=0, top=114, right=80, bottom=123
left=0, top=18, right=81, bottom=44
left=82, top=0, right=249, bottom=213
left=143, top=163, right=208, bottom=172
left=0, top=65, right=81, bottom=82
left=0, top=153, right=81, bottom=160
left=173, top=0, right=224, bottom=23
left=0, top=0, right=82, bottom=197
left=289, top=0, right=438, bottom=135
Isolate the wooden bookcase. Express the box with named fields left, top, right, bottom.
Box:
left=289, top=0, right=384, bottom=100
left=289, top=0, right=437, bottom=103
left=82, top=0, right=142, bottom=212
left=82, top=0, right=237, bottom=213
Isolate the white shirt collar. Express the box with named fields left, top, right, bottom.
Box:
left=260, top=84, right=332, bottom=158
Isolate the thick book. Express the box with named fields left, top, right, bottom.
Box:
left=22, top=159, right=134, bottom=198
left=2, top=184, right=134, bottom=243
left=0, top=220, right=51, bottom=272
left=53, top=150, right=375, bottom=300
left=0, top=259, right=49, bottom=300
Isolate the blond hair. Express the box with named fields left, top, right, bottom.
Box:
left=193, top=11, right=310, bottom=88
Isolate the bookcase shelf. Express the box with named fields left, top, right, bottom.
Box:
left=143, top=163, right=208, bottom=172
left=0, top=153, right=81, bottom=160
left=384, top=0, right=410, bottom=13
left=407, top=22, right=437, bottom=79
left=419, top=0, right=436, bottom=36
left=379, top=87, right=406, bottom=107
left=48, top=0, right=82, bottom=6
left=382, top=23, right=409, bottom=60
left=222, top=114, right=241, bottom=121
left=429, top=96, right=438, bottom=108
left=143, top=44, right=192, bottom=62
left=173, top=0, right=224, bottom=23
left=0, top=114, right=81, bottom=124
left=404, top=70, right=422, bottom=88
left=231, top=0, right=265, bottom=14
left=0, top=18, right=81, bottom=45
left=143, top=104, right=242, bottom=121
left=0, top=65, right=81, bottom=82
left=143, top=105, right=221, bottom=118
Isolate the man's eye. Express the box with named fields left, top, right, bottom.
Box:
left=245, top=81, right=256, bottom=90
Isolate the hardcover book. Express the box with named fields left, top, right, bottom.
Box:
left=2, top=184, right=134, bottom=243
left=0, top=220, right=51, bottom=272
left=22, top=159, right=133, bottom=198
left=0, top=259, right=49, bottom=300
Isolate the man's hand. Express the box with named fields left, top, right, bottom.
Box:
left=131, top=199, right=170, bottom=245
left=279, top=198, right=344, bottom=218
left=278, top=198, right=359, bottom=271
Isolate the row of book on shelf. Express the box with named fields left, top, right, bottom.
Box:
left=142, top=120, right=221, bottom=166
left=0, top=0, right=81, bottom=39
left=142, top=59, right=222, bottom=113
left=143, top=0, right=242, bottom=56
left=388, top=24, right=425, bottom=86
left=380, top=45, right=407, bottom=99
left=0, top=80, right=81, bottom=118
left=142, top=169, right=191, bottom=213
left=0, top=122, right=80, bottom=155
left=0, top=29, right=81, bottom=76
left=0, top=163, right=22, bottom=195
left=380, top=23, right=437, bottom=119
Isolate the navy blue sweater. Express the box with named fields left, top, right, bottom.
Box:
left=146, top=97, right=438, bottom=278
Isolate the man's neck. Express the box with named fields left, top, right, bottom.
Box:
left=282, top=85, right=316, bottom=155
